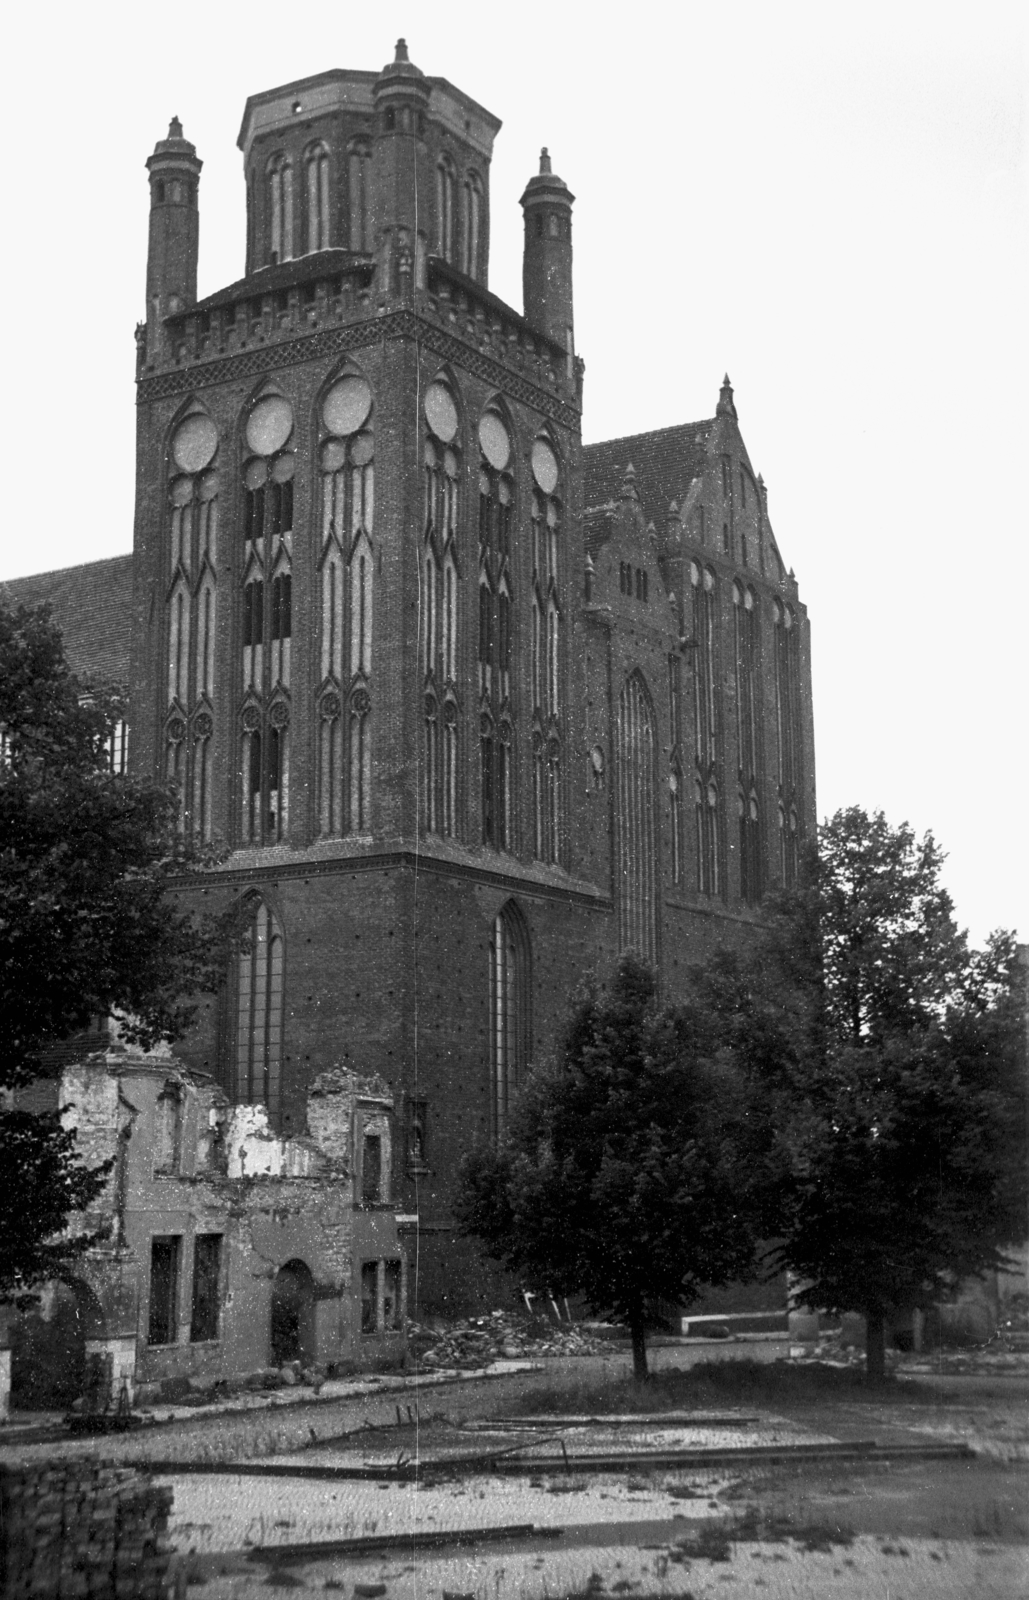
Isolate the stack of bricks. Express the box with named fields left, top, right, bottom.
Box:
left=0, top=1461, right=175, bottom=1598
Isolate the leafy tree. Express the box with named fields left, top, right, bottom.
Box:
left=695, top=807, right=1027, bottom=1379
left=0, top=600, right=225, bottom=1302
left=456, top=955, right=775, bottom=1379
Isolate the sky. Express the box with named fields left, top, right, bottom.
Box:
left=2, top=1, right=1025, bottom=947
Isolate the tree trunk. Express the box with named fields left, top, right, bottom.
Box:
left=865, top=1308, right=886, bottom=1382
left=630, top=1317, right=649, bottom=1382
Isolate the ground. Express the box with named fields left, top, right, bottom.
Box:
left=2, top=1343, right=1027, bottom=1597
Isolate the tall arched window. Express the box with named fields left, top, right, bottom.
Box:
left=436, top=157, right=455, bottom=262
left=240, top=392, right=295, bottom=845
left=691, top=561, right=722, bottom=896
left=348, top=140, right=370, bottom=252
left=316, top=373, right=375, bottom=837
left=489, top=902, right=531, bottom=1141
left=422, top=379, right=461, bottom=836
left=774, top=599, right=801, bottom=885
left=266, top=154, right=294, bottom=264
left=304, top=142, right=331, bottom=253
left=462, top=171, right=483, bottom=279
left=478, top=410, right=514, bottom=850
left=529, top=436, right=563, bottom=863
left=165, top=409, right=220, bottom=843
left=668, top=652, right=685, bottom=885
left=734, top=583, right=763, bottom=903
left=234, top=896, right=285, bottom=1124
left=617, top=672, right=657, bottom=962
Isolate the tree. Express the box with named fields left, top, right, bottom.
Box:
left=456, top=955, right=775, bottom=1380
left=696, top=807, right=1028, bottom=1380
left=0, top=600, right=225, bottom=1302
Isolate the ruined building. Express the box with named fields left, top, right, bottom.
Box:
left=3, top=42, right=815, bottom=1340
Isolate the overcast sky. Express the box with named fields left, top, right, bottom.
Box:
left=2, top=2, right=1025, bottom=947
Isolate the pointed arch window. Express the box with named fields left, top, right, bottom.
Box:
left=462, top=171, right=483, bottom=280
left=478, top=410, right=514, bottom=850
left=436, top=157, right=456, bottom=262
left=348, top=140, right=371, bottom=252
left=304, top=142, right=331, bottom=254
left=266, top=153, right=294, bottom=265
left=489, top=903, right=531, bottom=1141
left=774, top=599, right=801, bottom=885
left=617, top=672, right=657, bottom=961
left=734, top=583, right=763, bottom=903
left=234, top=897, right=285, bottom=1125
left=165, top=410, right=220, bottom=843
left=691, top=561, right=722, bottom=896
left=530, top=436, right=562, bottom=863
left=315, top=373, right=375, bottom=837
left=668, top=652, right=685, bottom=885
left=422, top=379, right=461, bottom=836
left=239, top=393, right=295, bottom=845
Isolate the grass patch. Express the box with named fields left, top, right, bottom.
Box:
left=496, top=1358, right=912, bottom=1417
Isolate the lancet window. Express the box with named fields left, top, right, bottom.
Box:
left=529, top=436, right=562, bottom=863
left=478, top=410, right=514, bottom=850
left=266, top=154, right=294, bottom=265
left=668, top=653, right=685, bottom=885
left=315, top=372, right=375, bottom=837
left=462, top=172, right=483, bottom=280
left=304, top=142, right=330, bottom=254
left=436, top=157, right=455, bottom=262
left=348, top=140, right=371, bottom=252
left=734, top=583, right=763, bottom=903
left=165, top=409, right=220, bottom=843
left=617, top=672, right=657, bottom=962
left=489, top=902, right=531, bottom=1142
left=421, top=379, right=462, bottom=837
left=691, top=561, right=722, bottom=895
left=233, top=896, right=284, bottom=1124
left=774, top=599, right=801, bottom=885
left=239, top=393, right=295, bottom=845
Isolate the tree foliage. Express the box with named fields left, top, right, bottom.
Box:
left=0, top=600, right=226, bottom=1301
left=456, top=955, right=775, bottom=1379
left=695, top=807, right=1027, bottom=1378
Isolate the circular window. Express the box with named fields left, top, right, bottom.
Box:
left=531, top=437, right=559, bottom=494
left=172, top=414, right=218, bottom=473
left=246, top=395, right=294, bottom=457
left=424, top=381, right=458, bottom=442
left=323, top=375, right=372, bottom=437
left=350, top=432, right=375, bottom=467
left=321, top=439, right=347, bottom=473
left=478, top=412, right=510, bottom=471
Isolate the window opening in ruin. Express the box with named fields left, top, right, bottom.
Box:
left=148, top=1235, right=181, bottom=1346
left=361, top=1132, right=382, bottom=1205
left=360, top=1261, right=378, bottom=1333
left=406, top=1098, right=429, bottom=1173
left=190, top=1235, right=222, bottom=1342
left=270, top=1259, right=314, bottom=1366
left=383, top=1260, right=402, bottom=1329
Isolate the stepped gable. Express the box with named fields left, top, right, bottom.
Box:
left=1, top=554, right=133, bottom=687
left=583, top=419, right=716, bottom=525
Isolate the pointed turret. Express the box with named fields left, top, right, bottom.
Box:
left=371, top=40, right=432, bottom=298
left=520, top=147, right=575, bottom=371
left=144, top=119, right=202, bottom=361
left=716, top=373, right=738, bottom=420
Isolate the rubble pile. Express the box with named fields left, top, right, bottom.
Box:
left=406, top=1309, right=615, bottom=1370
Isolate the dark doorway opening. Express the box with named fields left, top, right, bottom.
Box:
left=270, top=1259, right=315, bottom=1367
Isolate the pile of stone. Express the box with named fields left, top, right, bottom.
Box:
left=0, top=1459, right=174, bottom=1599
left=407, top=1309, right=613, bottom=1370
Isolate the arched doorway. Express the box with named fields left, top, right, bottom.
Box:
left=10, top=1279, right=104, bottom=1410
left=269, top=1259, right=315, bottom=1367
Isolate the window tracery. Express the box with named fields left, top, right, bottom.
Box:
left=478, top=410, right=514, bottom=850
left=734, top=583, right=763, bottom=903
left=316, top=372, right=375, bottom=837
left=165, top=409, right=220, bottom=842
left=489, top=902, right=531, bottom=1142
left=422, top=379, right=461, bottom=836
left=266, top=153, right=294, bottom=265
left=530, top=435, right=562, bottom=863
left=233, top=896, right=284, bottom=1124
left=240, top=393, right=295, bottom=845
left=617, top=672, right=657, bottom=961
left=691, top=561, right=722, bottom=896
left=304, top=142, right=330, bottom=254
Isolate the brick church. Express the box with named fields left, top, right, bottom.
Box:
left=6, top=42, right=814, bottom=1315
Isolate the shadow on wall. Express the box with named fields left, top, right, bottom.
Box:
left=10, top=1279, right=104, bottom=1409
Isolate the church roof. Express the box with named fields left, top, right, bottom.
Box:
left=0, top=555, right=134, bottom=688
left=583, top=420, right=716, bottom=524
